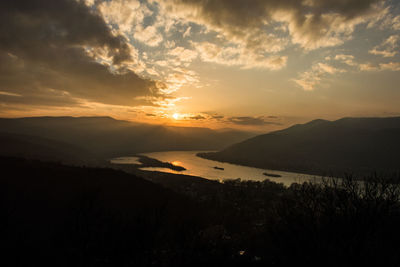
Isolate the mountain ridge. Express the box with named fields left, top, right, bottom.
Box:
left=198, top=116, right=400, bottom=176
left=0, top=116, right=255, bottom=162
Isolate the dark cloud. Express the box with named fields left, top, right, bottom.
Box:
left=228, top=116, right=281, bottom=126
left=189, top=115, right=206, bottom=120
left=0, top=0, right=162, bottom=108
left=161, top=0, right=384, bottom=50
left=212, top=115, right=224, bottom=119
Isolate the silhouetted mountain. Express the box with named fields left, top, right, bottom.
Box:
left=0, top=132, right=92, bottom=164
left=0, top=116, right=254, bottom=161
left=199, top=117, right=400, bottom=176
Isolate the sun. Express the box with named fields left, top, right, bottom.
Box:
left=172, top=113, right=180, bottom=120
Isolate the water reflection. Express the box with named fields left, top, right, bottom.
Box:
left=171, top=160, right=183, bottom=166
left=134, top=151, right=322, bottom=186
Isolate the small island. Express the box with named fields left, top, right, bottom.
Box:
left=214, top=166, right=224, bottom=170
left=263, top=172, right=282, bottom=178
left=136, top=155, right=186, bottom=171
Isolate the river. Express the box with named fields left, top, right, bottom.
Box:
left=113, top=151, right=323, bottom=186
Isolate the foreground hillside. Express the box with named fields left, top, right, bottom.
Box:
left=0, top=116, right=253, bottom=161
left=2, top=157, right=400, bottom=266
left=199, top=117, right=400, bottom=176
left=0, top=157, right=205, bottom=266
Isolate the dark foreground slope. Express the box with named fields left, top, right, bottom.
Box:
left=0, top=116, right=253, bottom=161
left=199, top=117, right=400, bottom=176
left=2, top=157, right=400, bottom=266
left=0, top=157, right=206, bottom=266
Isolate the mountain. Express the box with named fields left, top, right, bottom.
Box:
left=198, top=117, right=400, bottom=176
left=0, top=132, right=92, bottom=164
left=0, top=116, right=254, bottom=161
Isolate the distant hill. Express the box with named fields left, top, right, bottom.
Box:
left=0, top=116, right=253, bottom=161
left=0, top=132, right=92, bottom=164
left=199, top=117, right=400, bottom=176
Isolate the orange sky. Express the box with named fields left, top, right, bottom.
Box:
left=1, top=0, right=400, bottom=131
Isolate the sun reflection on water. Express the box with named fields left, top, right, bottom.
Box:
left=171, top=160, right=183, bottom=167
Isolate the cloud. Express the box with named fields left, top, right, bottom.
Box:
left=98, top=0, right=145, bottom=33
left=188, top=115, right=206, bottom=120
left=393, top=15, right=400, bottom=30
left=183, top=26, right=192, bottom=38
left=163, top=68, right=200, bottom=93
left=168, top=112, right=281, bottom=126
left=0, top=0, right=164, bottom=109
left=330, top=50, right=400, bottom=73
left=157, top=0, right=385, bottom=51
left=285, top=5, right=386, bottom=50
left=0, top=91, right=22, bottom=97
left=379, top=62, right=400, bottom=71
left=359, top=63, right=379, bottom=71
left=317, top=63, right=344, bottom=74
left=194, top=41, right=287, bottom=70
left=168, top=47, right=198, bottom=62
left=98, top=0, right=164, bottom=46
left=357, top=62, right=400, bottom=72
left=374, top=12, right=400, bottom=30
left=228, top=116, right=281, bottom=126
left=369, top=35, right=400, bottom=57
left=134, top=25, right=164, bottom=47
left=294, top=63, right=345, bottom=91
left=212, top=115, right=224, bottom=120
left=333, top=54, right=357, bottom=66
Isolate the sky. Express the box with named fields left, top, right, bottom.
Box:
left=1, top=0, right=400, bottom=132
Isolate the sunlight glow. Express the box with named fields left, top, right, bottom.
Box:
left=171, top=160, right=182, bottom=166
left=172, top=113, right=180, bottom=120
